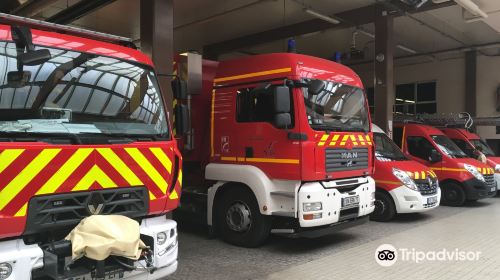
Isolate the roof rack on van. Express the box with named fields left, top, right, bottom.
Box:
left=394, top=112, right=500, bottom=128
left=0, top=12, right=136, bottom=48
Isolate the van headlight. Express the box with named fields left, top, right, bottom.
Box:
left=464, top=164, right=485, bottom=182
left=392, top=168, right=418, bottom=191
left=0, top=263, right=12, bottom=280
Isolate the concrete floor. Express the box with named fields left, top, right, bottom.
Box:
left=170, top=197, right=500, bottom=280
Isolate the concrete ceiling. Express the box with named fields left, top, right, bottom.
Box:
left=11, top=0, right=500, bottom=62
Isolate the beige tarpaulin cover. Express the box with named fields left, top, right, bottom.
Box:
left=66, top=215, right=147, bottom=261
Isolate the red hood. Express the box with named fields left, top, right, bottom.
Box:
left=486, top=156, right=500, bottom=169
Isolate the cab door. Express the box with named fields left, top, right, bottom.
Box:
left=233, top=83, right=302, bottom=180
left=404, top=135, right=443, bottom=173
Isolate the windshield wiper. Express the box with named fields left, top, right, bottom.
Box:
left=310, top=123, right=344, bottom=132
left=0, top=131, right=83, bottom=144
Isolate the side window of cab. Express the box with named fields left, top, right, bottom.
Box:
left=236, top=86, right=294, bottom=128
left=407, top=136, right=438, bottom=161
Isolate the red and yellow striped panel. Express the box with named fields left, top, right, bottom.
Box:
left=316, top=133, right=372, bottom=147
left=0, top=144, right=178, bottom=218
left=405, top=170, right=437, bottom=180
left=477, top=167, right=494, bottom=175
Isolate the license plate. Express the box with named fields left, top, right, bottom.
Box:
left=427, top=196, right=438, bottom=204
left=342, top=195, right=359, bottom=208
left=65, top=270, right=124, bottom=280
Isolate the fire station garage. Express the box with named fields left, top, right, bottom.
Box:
left=2, top=0, right=500, bottom=280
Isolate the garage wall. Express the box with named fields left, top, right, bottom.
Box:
left=351, top=55, right=500, bottom=140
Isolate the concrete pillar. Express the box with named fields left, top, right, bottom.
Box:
left=465, top=50, right=477, bottom=117
left=373, top=6, right=395, bottom=137
left=140, top=0, right=174, bottom=114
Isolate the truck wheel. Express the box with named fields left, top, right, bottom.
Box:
left=370, top=191, right=396, bottom=222
left=215, top=187, right=271, bottom=247
left=441, top=182, right=466, bottom=206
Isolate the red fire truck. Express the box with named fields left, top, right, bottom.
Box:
left=173, top=52, right=376, bottom=247
left=0, top=14, right=181, bottom=279
left=370, top=124, right=440, bottom=222
left=393, top=123, right=496, bottom=206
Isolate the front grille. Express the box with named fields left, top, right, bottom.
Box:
left=24, top=187, right=149, bottom=236
left=325, top=148, right=369, bottom=172
left=416, top=179, right=438, bottom=196
left=484, top=174, right=496, bottom=189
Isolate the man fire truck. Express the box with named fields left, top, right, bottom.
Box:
left=371, top=124, right=440, bottom=222
left=0, top=14, right=181, bottom=279
left=173, top=52, right=376, bottom=247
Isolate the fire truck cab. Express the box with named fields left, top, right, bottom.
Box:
left=174, top=52, right=376, bottom=247
left=371, top=124, right=440, bottom=222
left=441, top=127, right=500, bottom=188
left=393, top=123, right=496, bottom=206
left=0, top=14, right=181, bottom=279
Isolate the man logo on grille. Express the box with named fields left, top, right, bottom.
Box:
left=346, top=160, right=353, bottom=167
left=87, top=193, right=105, bottom=215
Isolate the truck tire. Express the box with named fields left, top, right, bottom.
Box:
left=370, top=191, right=396, bottom=222
left=441, top=182, right=466, bottom=206
left=215, top=186, right=271, bottom=247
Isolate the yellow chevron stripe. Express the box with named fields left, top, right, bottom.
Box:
left=340, top=135, right=350, bottom=146
left=0, top=149, right=60, bottom=211
left=14, top=203, right=27, bottom=217
left=36, top=148, right=93, bottom=196
left=421, top=171, right=426, bottom=179
left=72, top=165, right=117, bottom=191
left=149, top=147, right=172, bottom=174
left=169, top=190, right=179, bottom=199
left=350, top=135, right=358, bottom=146
left=125, top=148, right=168, bottom=194
left=0, top=149, right=24, bottom=174
left=178, top=169, right=183, bottom=187
left=214, top=67, right=292, bottom=83
left=97, top=148, right=143, bottom=186
left=318, top=134, right=329, bottom=146
left=329, top=134, right=340, bottom=146
left=414, top=172, right=420, bottom=180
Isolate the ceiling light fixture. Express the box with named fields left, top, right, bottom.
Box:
left=304, top=8, right=341, bottom=24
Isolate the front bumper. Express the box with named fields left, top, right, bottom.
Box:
left=388, top=186, right=441, bottom=214
left=462, top=178, right=497, bottom=200
left=0, top=216, right=178, bottom=280
left=297, top=176, right=376, bottom=228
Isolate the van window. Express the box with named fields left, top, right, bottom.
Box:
left=407, top=136, right=438, bottom=161
left=393, top=127, right=403, bottom=147
left=451, top=139, right=475, bottom=158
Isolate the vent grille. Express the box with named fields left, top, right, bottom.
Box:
left=484, top=174, right=496, bottom=189
left=325, top=148, right=369, bottom=172
left=24, top=187, right=149, bottom=236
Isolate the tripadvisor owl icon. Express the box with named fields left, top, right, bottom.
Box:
left=375, top=244, right=398, bottom=267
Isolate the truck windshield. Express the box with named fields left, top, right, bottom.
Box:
left=431, top=135, right=468, bottom=158
left=471, top=139, right=495, bottom=156
left=0, top=41, right=168, bottom=138
left=374, top=132, right=407, bottom=161
left=303, top=79, right=369, bottom=132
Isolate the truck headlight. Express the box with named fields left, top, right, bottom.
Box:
left=464, top=164, right=485, bottom=182
left=495, top=164, right=500, bottom=173
left=303, top=202, right=322, bottom=212
left=392, top=168, right=418, bottom=191
left=0, top=263, right=12, bottom=280
left=157, top=232, right=167, bottom=246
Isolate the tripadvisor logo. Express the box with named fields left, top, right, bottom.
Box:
left=375, top=244, right=481, bottom=266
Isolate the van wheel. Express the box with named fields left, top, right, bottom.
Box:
left=441, top=182, right=466, bottom=206
left=370, top=191, right=396, bottom=222
left=215, top=186, right=271, bottom=247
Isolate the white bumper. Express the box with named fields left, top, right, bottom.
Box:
left=388, top=186, right=441, bottom=214
left=298, top=177, right=376, bottom=227
left=494, top=173, right=500, bottom=191
left=0, top=216, right=178, bottom=280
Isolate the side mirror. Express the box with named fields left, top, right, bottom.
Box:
left=19, top=49, right=51, bottom=66
left=7, top=71, right=31, bottom=88
left=171, top=78, right=188, bottom=99
left=174, top=104, right=189, bottom=135
left=274, top=113, right=291, bottom=129
left=273, top=86, right=290, bottom=113
left=307, top=79, right=325, bottom=95
left=429, top=150, right=442, bottom=163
